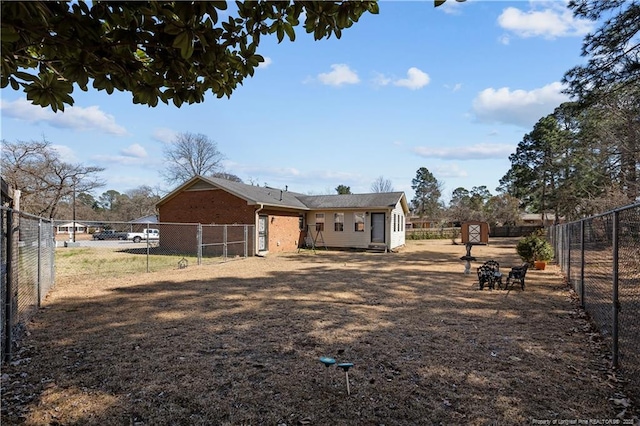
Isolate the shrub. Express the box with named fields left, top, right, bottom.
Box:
left=516, top=230, right=554, bottom=264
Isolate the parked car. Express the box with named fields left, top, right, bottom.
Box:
left=92, top=230, right=127, bottom=240
left=126, top=228, right=160, bottom=243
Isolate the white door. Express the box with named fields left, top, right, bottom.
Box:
left=371, top=213, right=385, bottom=243
left=469, top=224, right=481, bottom=243
left=258, top=215, right=268, bottom=251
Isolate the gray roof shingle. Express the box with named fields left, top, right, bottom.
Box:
left=159, top=176, right=407, bottom=212
left=205, top=177, right=310, bottom=209
left=297, top=192, right=406, bottom=210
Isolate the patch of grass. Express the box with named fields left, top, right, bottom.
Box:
left=56, top=248, right=90, bottom=258
left=55, top=247, right=200, bottom=278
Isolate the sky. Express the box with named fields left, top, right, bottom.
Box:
left=0, top=1, right=596, bottom=204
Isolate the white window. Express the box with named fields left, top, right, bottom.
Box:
left=315, top=213, right=325, bottom=232
left=334, top=212, right=344, bottom=232
left=354, top=212, right=365, bottom=232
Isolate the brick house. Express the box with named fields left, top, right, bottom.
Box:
left=156, top=176, right=409, bottom=255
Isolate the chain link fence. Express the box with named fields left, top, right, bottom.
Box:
left=1, top=207, right=55, bottom=362
left=51, top=221, right=255, bottom=279
left=2, top=215, right=255, bottom=362
left=550, top=202, right=640, bottom=401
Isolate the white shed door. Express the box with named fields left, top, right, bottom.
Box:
left=469, top=224, right=481, bottom=243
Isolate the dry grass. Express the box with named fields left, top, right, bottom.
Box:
left=1, top=239, right=637, bottom=425
left=54, top=247, right=201, bottom=278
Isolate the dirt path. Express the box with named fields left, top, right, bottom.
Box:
left=1, top=239, right=636, bottom=425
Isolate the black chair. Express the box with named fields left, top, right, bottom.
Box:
left=505, top=263, right=529, bottom=291
left=483, top=260, right=503, bottom=290
left=477, top=265, right=495, bottom=290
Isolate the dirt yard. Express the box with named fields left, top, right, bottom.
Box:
left=1, top=239, right=637, bottom=425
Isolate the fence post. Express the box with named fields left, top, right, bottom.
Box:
left=146, top=222, right=150, bottom=273
left=244, top=226, right=248, bottom=258
left=50, top=221, right=55, bottom=290
left=611, top=210, right=620, bottom=369
left=223, top=225, right=228, bottom=261
left=566, top=225, right=571, bottom=286
left=197, top=224, right=202, bottom=265
left=37, top=218, right=42, bottom=307
left=580, top=220, right=585, bottom=309
left=3, top=209, right=14, bottom=363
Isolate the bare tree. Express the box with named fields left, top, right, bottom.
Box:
left=118, top=186, right=162, bottom=221
left=485, top=194, right=521, bottom=226
left=371, top=176, right=394, bottom=193
left=212, top=172, right=243, bottom=182
left=161, top=132, right=225, bottom=186
left=1, top=139, right=104, bottom=218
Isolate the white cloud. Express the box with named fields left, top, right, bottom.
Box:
left=433, top=164, right=468, bottom=179
left=445, top=83, right=463, bottom=92
left=90, top=152, right=163, bottom=169
left=372, top=68, right=431, bottom=90
left=56, top=106, right=128, bottom=136
left=394, top=67, right=430, bottom=90
left=498, top=34, right=511, bottom=45
left=258, top=56, right=273, bottom=69
left=372, top=72, right=392, bottom=87
left=270, top=167, right=301, bottom=177
left=436, top=0, right=465, bottom=15
left=0, top=98, right=127, bottom=135
left=498, top=4, right=594, bottom=39
left=228, top=162, right=303, bottom=178
left=317, top=64, right=360, bottom=86
left=152, top=128, right=177, bottom=143
left=120, top=144, right=147, bottom=158
left=51, top=145, right=78, bottom=163
left=413, top=143, right=515, bottom=160
left=91, top=154, right=144, bottom=166
left=472, top=82, right=569, bottom=128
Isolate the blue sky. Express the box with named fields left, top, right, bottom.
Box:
left=0, top=1, right=594, bottom=204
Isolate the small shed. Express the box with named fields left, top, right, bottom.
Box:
left=461, top=221, right=489, bottom=245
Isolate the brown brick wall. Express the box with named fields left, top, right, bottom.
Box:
left=262, top=209, right=303, bottom=253
left=159, top=189, right=255, bottom=224
left=158, top=189, right=303, bottom=254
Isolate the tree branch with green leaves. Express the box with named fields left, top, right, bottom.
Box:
left=1, top=1, right=464, bottom=111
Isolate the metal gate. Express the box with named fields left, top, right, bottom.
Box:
left=198, top=224, right=255, bottom=264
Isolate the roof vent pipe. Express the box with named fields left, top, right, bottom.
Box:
left=280, top=190, right=283, bottom=201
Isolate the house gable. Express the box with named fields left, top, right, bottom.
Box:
left=160, top=186, right=255, bottom=225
